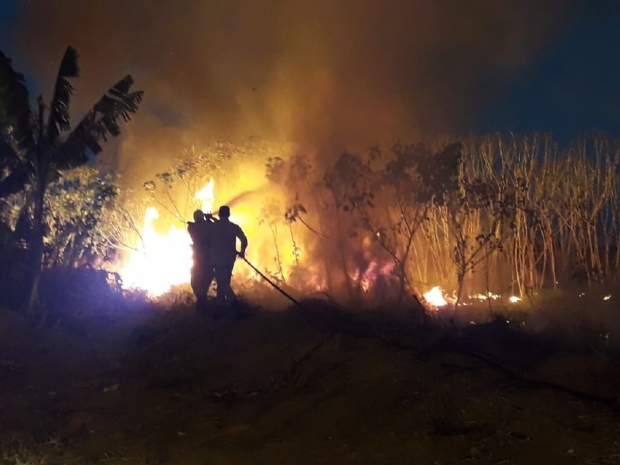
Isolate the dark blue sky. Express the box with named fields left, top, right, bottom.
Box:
left=0, top=0, right=17, bottom=49
left=1, top=0, right=620, bottom=143
left=478, top=3, right=620, bottom=141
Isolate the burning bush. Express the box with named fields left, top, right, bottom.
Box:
left=275, top=134, right=620, bottom=306
left=111, top=134, right=619, bottom=311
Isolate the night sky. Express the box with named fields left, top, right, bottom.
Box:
left=1, top=0, right=620, bottom=169
left=478, top=2, right=620, bottom=141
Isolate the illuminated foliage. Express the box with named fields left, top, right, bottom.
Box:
left=270, top=135, right=620, bottom=305
left=0, top=46, right=143, bottom=311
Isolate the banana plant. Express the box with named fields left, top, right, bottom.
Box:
left=0, top=46, right=143, bottom=312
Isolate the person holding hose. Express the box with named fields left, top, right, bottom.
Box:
left=187, top=209, right=215, bottom=315
left=210, top=205, right=248, bottom=318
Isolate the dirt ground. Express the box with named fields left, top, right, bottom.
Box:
left=1, top=301, right=619, bottom=465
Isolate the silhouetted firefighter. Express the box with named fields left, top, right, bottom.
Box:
left=210, top=205, right=248, bottom=317
left=187, top=209, right=215, bottom=315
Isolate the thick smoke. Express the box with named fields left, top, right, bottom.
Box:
left=12, top=0, right=580, bottom=184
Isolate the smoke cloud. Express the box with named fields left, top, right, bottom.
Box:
left=11, top=0, right=581, bottom=184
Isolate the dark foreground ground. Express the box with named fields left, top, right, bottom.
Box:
left=1, top=301, right=619, bottom=465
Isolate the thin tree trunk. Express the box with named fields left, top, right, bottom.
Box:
left=26, top=179, right=46, bottom=315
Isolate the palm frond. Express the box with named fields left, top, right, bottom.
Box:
left=53, top=75, right=143, bottom=170
left=0, top=50, right=34, bottom=153
left=47, top=46, right=79, bottom=141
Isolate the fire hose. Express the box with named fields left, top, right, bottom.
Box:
left=240, top=255, right=302, bottom=307
left=238, top=257, right=620, bottom=410
left=187, top=211, right=302, bottom=307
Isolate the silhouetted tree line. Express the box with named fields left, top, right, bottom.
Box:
left=271, top=134, right=620, bottom=304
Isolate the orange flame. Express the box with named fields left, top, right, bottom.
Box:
left=423, top=286, right=448, bottom=308
left=120, top=180, right=215, bottom=296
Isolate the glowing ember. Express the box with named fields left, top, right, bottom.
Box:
left=423, top=286, right=448, bottom=308
left=471, top=292, right=500, bottom=301
left=120, top=180, right=216, bottom=296
left=603, top=295, right=611, bottom=301
left=508, top=296, right=521, bottom=303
